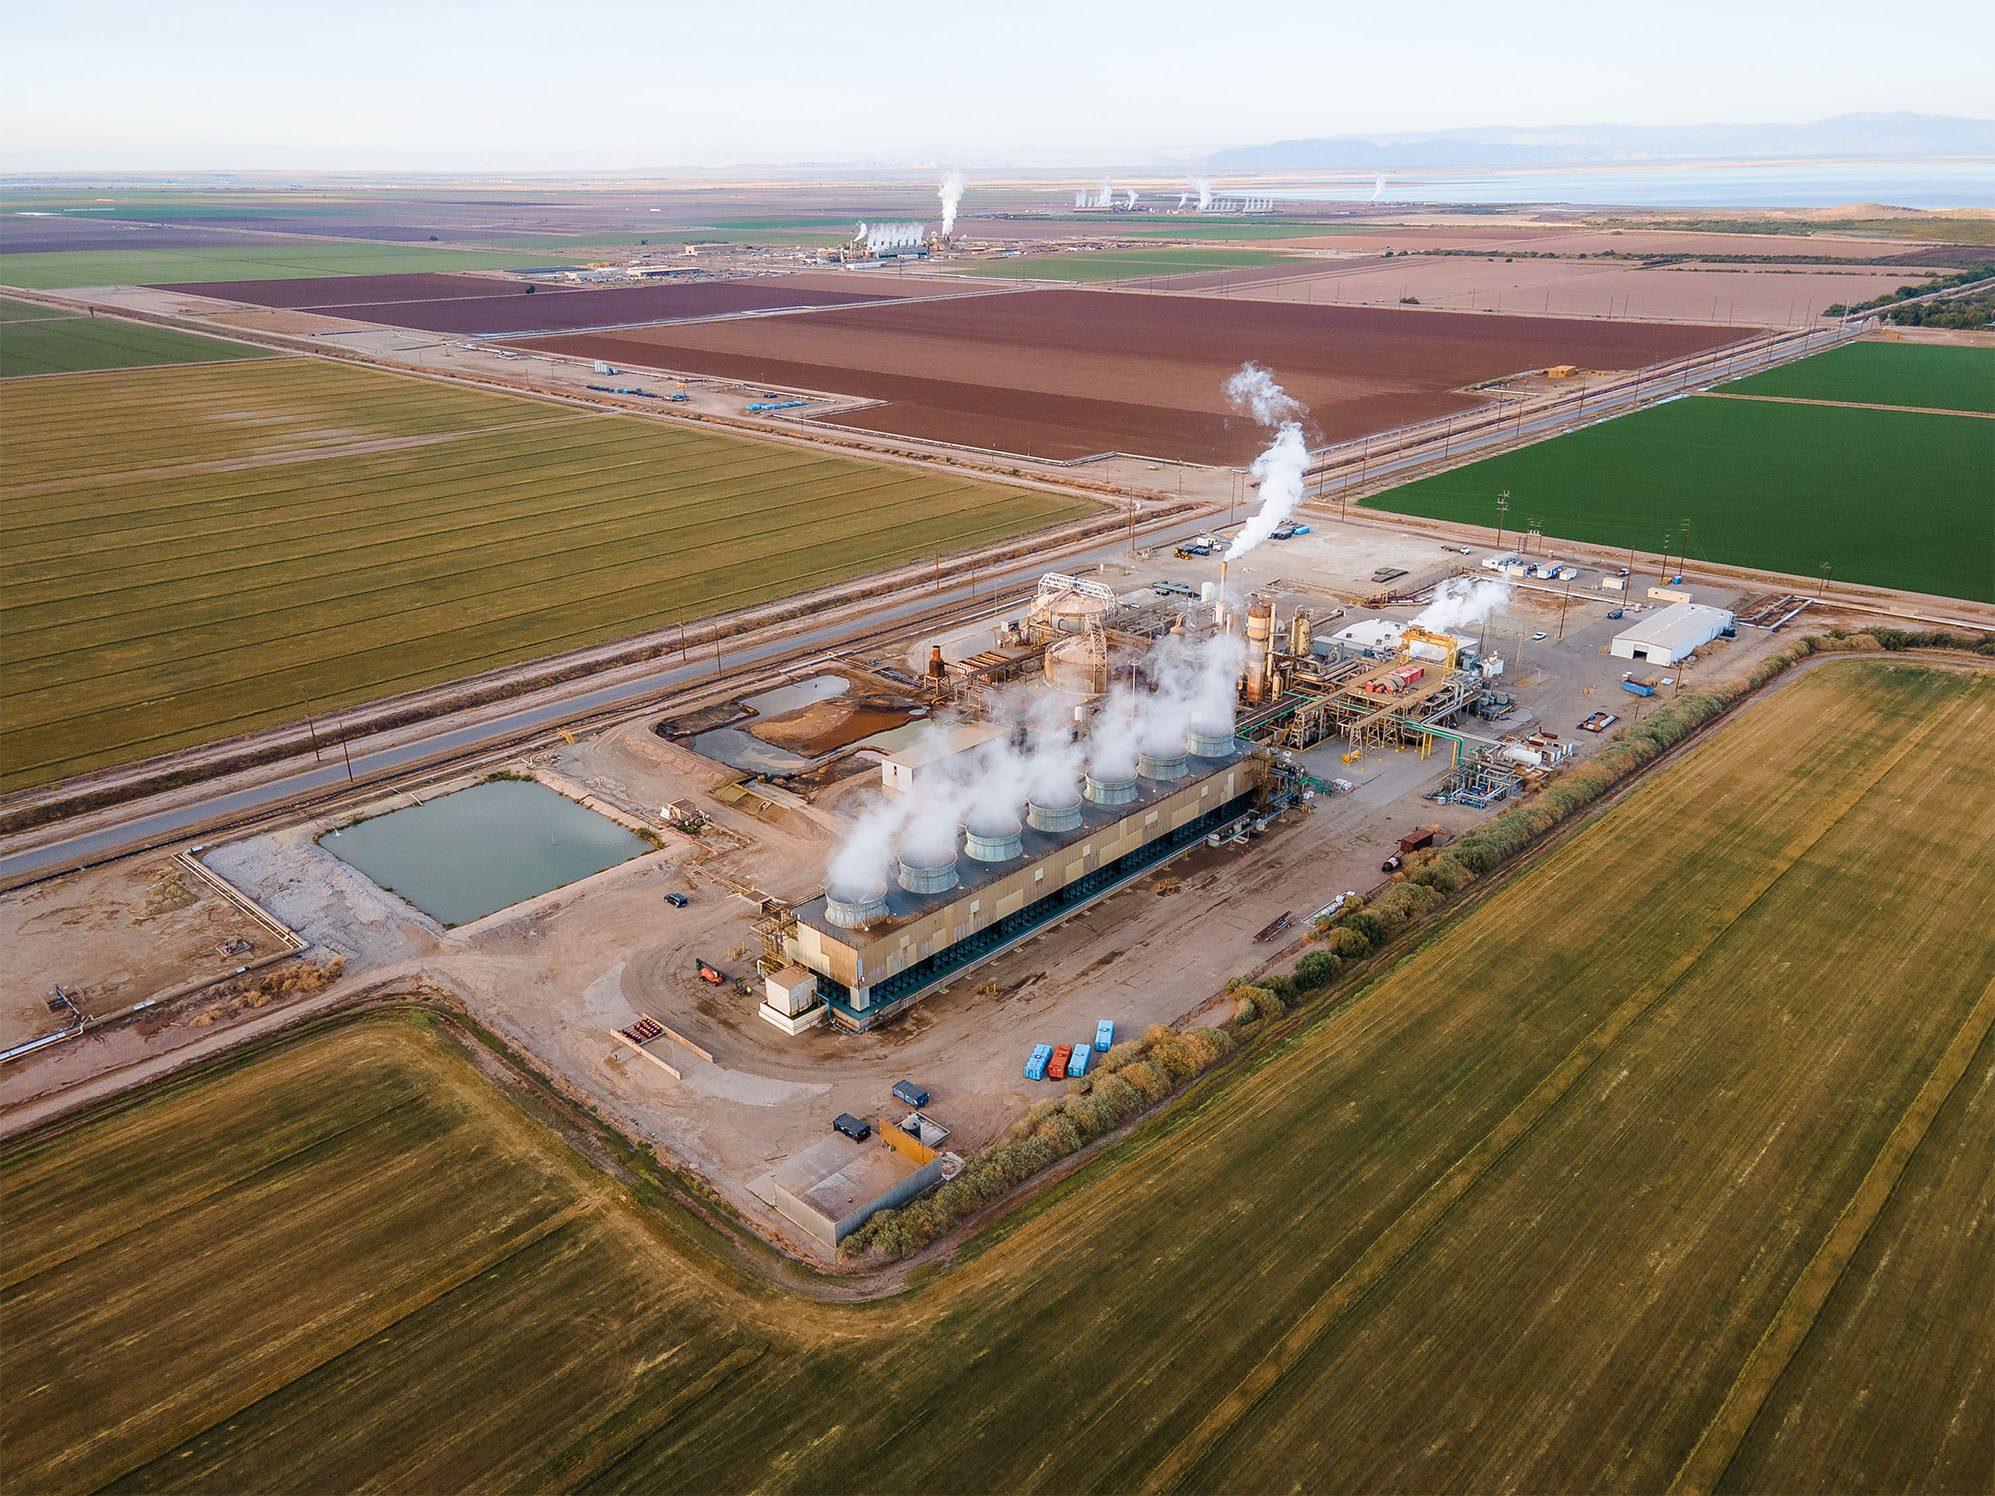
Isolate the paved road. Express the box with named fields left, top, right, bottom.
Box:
left=0, top=526, right=1188, bottom=887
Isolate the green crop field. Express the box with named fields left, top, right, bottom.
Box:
left=1362, top=394, right=1994, bottom=602
left=1720, top=338, right=1995, bottom=414
left=0, top=243, right=536, bottom=288
left=0, top=295, right=77, bottom=323
left=953, top=247, right=1294, bottom=281
left=0, top=359, right=1095, bottom=791
left=5, top=660, right=1989, bottom=1493
left=0, top=314, right=270, bottom=377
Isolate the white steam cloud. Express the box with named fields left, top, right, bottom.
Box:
left=1192, top=178, right=1213, bottom=211
left=1412, top=576, right=1510, bottom=634
left=1223, top=363, right=1310, bottom=562
left=1371, top=173, right=1387, bottom=202
left=938, top=171, right=965, bottom=236
left=1094, top=180, right=1115, bottom=208
left=852, top=221, right=868, bottom=244
left=865, top=222, right=926, bottom=254
left=825, top=630, right=1241, bottom=894
left=1124, top=189, right=1138, bottom=210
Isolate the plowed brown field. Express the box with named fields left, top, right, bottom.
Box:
left=513, top=288, right=1744, bottom=462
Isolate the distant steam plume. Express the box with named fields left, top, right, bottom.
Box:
left=938, top=171, right=966, bottom=236
left=1094, top=180, right=1114, bottom=208
left=1371, top=173, right=1387, bottom=202
left=1223, top=363, right=1310, bottom=562
left=851, top=222, right=868, bottom=244
left=865, top=222, right=926, bottom=254
left=1177, top=191, right=1189, bottom=209
left=1192, top=178, right=1213, bottom=211
left=1124, top=189, right=1138, bottom=209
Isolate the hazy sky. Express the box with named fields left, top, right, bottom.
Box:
left=5, top=0, right=1990, bottom=171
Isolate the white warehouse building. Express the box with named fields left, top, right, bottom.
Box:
left=1610, top=602, right=1734, bottom=667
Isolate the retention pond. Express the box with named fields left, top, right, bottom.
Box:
left=320, top=778, right=652, bottom=927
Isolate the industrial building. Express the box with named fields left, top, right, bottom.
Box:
left=764, top=743, right=1260, bottom=1032
left=1610, top=602, right=1734, bottom=667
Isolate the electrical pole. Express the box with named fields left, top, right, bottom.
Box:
left=1558, top=579, right=1573, bottom=640
left=1495, top=489, right=1509, bottom=547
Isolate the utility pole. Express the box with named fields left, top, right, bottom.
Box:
left=303, top=699, right=321, bottom=761
left=337, top=721, right=355, bottom=783
left=1495, top=489, right=1509, bottom=547
left=1558, top=579, right=1573, bottom=639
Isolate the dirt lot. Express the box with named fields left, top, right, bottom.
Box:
left=512, top=288, right=1744, bottom=464
left=1183, top=255, right=1931, bottom=325
left=0, top=855, right=288, bottom=1048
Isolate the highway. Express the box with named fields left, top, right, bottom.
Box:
left=0, top=525, right=1183, bottom=888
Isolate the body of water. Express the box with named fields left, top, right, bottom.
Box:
left=321, top=778, right=651, bottom=927
left=1264, top=158, right=1995, bottom=211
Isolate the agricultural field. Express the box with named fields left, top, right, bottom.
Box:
left=0, top=243, right=536, bottom=289
left=1720, top=338, right=1995, bottom=414
left=1363, top=391, right=1993, bottom=601
left=169, top=275, right=911, bottom=336
left=0, top=311, right=269, bottom=378
left=0, top=295, right=76, bottom=322
left=517, top=289, right=1743, bottom=464
left=4, top=659, right=1989, bottom=1493
left=0, top=359, right=1094, bottom=791
left=951, top=247, right=1295, bottom=281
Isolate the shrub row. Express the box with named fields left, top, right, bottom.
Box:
left=849, top=1024, right=1237, bottom=1260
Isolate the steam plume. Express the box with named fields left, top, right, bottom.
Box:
left=1371, top=174, right=1387, bottom=202
left=864, top=222, right=926, bottom=254
left=938, top=171, right=965, bottom=236
left=1124, top=189, right=1138, bottom=210
left=851, top=221, right=868, bottom=244
left=1223, top=363, right=1310, bottom=562
left=824, top=629, right=1241, bottom=892
left=1192, top=178, right=1213, bottom=211
left=1224, top=362, right=1302, bottom=425
left=1412, top=576, right=1509, bottom=634
left=1177, top=191, right=1189, bottom=209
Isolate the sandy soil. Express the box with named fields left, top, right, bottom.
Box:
left=0, top=855, right=287, bottom=1047
left=1181, top=256, right=1932, bottom=325
left=511, top=288, right=1744, bottom=464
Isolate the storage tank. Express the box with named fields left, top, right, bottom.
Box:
left=1288, top=608, right=1313, bottom=658
left=963, top=815, right=1024, bottom=863
left=824, top=881, right=889, bottom=929
left=1199, top=581, right=1219, bottom=607
left=897, top=854, right=959, bottom=895
left=1043, top=632, right=1110, bottom=695
left=1026, top=794, right=1084, bottom=833
left=1084, top=772, right=1138, bottom=807
left=1244, top=595, right=1276, bottom=705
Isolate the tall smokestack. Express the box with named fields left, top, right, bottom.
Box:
left=1215, top=560, right=1227, bottom=625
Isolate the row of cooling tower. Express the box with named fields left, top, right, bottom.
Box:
left=823, top=721, right=1236, bottom=929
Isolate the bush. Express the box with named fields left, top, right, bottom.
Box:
left=1341, top=911, right=1386, bottom=950
left=1294, top=950, right=1339, bottom=988
left=1328, top=926, right=1371, bottom=960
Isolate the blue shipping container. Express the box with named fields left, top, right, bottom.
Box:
left=1068, top=1045, right=1091, bottom=1077
left=1095, top=1020, right=1115, bottom=1052
left=1025, top=1044, right=1054, bottom=1081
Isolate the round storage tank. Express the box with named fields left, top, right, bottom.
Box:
left=897, top=855, right=959, bottom=895
left=963, top=816, right=1024, bottom=863
left=824, top=881, right=889, bottom=929
left=1044, top=633, right=1110, bottom=695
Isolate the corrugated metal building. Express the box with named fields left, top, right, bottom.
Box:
left=1610, top=602, right=1734, bottom=667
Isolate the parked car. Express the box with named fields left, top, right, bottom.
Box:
left=663, top=892, right=688, bottom=908
left=832, top=1114, right=871, bottom=1142
left=1532, top=631, right=1549, bottom=641
left=1606, top=608, right=1624, bottom=619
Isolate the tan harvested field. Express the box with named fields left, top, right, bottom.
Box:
left=3, top=658, right=1989, bottom=1493
left=0, top=358, right=1094, bottom=790
left=1183, top=255, right=1931, bottom=324
left=1266, top=225, right=1952, bottom=257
